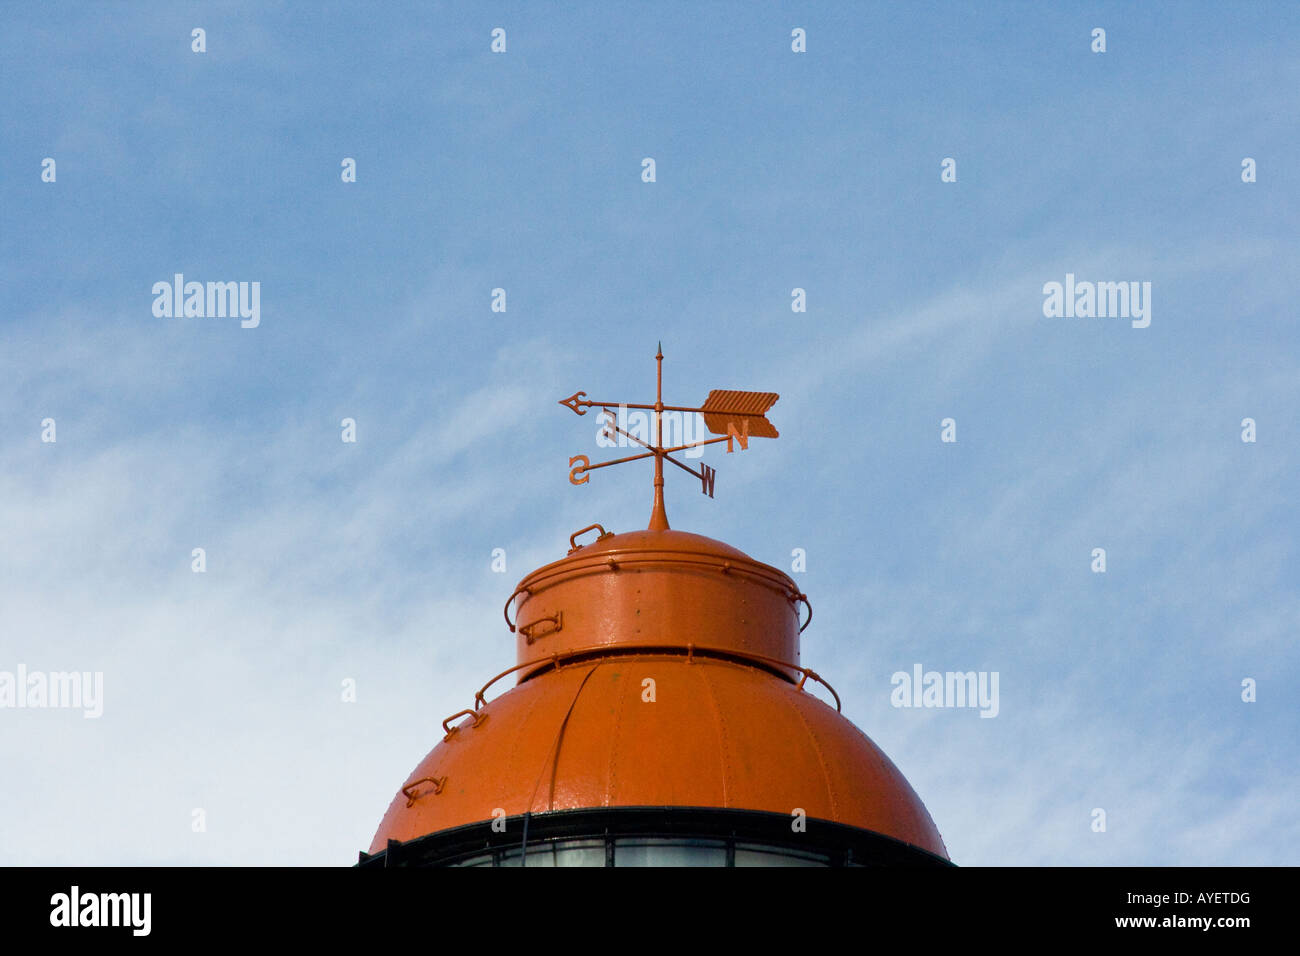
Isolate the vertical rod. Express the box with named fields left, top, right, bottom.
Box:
left=649, top=342, right=669, bottom=530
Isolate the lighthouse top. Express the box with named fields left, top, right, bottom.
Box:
left=363, top=348, right=950, bottom=866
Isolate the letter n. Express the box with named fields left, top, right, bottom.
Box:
left=726, top=419, right=748, bottom=452
left=700, top=464, right=716, bottom=498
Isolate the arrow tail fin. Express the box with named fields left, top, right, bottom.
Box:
left=701, top=390, right=780, bottom=438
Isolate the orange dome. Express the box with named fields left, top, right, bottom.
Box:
left=366, top=526, right=948, bottom=864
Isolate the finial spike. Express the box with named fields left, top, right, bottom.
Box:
left=649, top=483, right=669, bottom=530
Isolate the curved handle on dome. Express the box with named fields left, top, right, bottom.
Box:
left=401, top=775, right=446, bottom=807
left=442, top=708, right=487, bottom=740
left=503, top=586, right=531, bottom=633
left=519, top=610, right=563, bottom=645
left=568, top=523, right=613, bottom=554
left=795, top=592, right=812, bottom=633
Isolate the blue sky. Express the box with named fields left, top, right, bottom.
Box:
left=1, top=1, right=1296, bottom=865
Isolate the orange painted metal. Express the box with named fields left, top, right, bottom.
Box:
left=558, top=346, right=780, bottom=529
left=511, top=528, right=802, bottom=680
left=370, top=650, right=947, bottom=857
left=464, top=640, right=842, bottom=717
left=368, top=350, right=948, bottom=861
left=369, top=524, right=949, bottom=860
left=701, top=389, right=780, bottom=439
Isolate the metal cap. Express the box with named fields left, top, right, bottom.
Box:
left=506, top=526, right=808, bottom=682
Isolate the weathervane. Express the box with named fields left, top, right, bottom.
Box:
left=558, top=344, right=780, bottom=530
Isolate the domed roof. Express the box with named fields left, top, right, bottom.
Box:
left=367, top=349, right=948, bottom=864
left=368, top=652, right=948, bottom=858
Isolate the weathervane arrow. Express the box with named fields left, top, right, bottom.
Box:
left=558, top=344, right=780, bottom=530
left=558, top=391, right=588, bottom=415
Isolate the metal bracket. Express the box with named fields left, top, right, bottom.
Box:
left=503, top=586, right=531, bottom=633
left=401, top=775, right=446, bottom=807
left=794, top=592, right=812, bottom=633
left=441, top=708, right=487, bottom=741
left=568, top=523, right=613, bottom=554
left=518, top=610, right=563, bottom=645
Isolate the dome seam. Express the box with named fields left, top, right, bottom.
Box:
left=790, top=691, right=839, bottom=820
left=695, top=664, right=731, bottom=808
